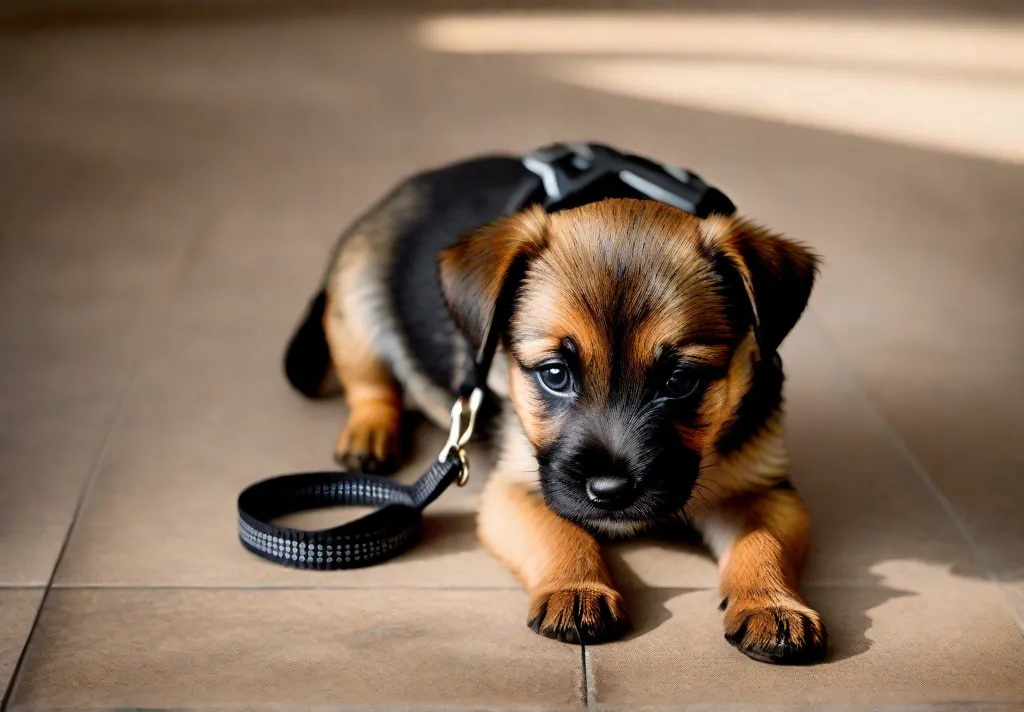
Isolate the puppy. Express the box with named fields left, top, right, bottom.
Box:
left=284, top=151, right=825, bottom=664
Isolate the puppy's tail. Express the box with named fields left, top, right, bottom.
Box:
left=283, top=289, right=333, bottom=399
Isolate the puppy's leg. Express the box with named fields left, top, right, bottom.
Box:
left=323, top=292, right=401, bottom=473
left=697, top=485, right=827, bottom=664
left=478, top=471, right=629, bottom=644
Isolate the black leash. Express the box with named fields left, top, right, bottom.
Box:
left=238, top=385, right=484, bottom=570
left=238, top=457, right=464, bottom=569
left=238, top=142, right=735, bottom=570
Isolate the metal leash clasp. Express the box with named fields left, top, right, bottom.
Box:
left=438, top=387, right=484, bottom=487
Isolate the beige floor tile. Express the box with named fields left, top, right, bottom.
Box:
left=808, top=185, right=1024, bottom=582
left=8, top=588, right=583, bottom=711
left=0, top=27, right=284, bottom=243
left=0, top=234, right=184, bottom=585
left=783, top=317, right=987, bottom=587
left=0, top=186, right=211, bottom=585
left=0, top=589, right=42, bottom=697
left=822, top=337, right=1024, bottom=585
left=587, top=580, right=1024, bottom=710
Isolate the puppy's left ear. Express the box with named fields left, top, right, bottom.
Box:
left=700, top=216, right=819, bottom=355
left=438, top=204, right=550, bottom=348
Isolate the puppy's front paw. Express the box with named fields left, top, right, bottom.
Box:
left=528, top=584, right=629, bottom=644
left=723, top=592, right=827, bottom=665
left=334, top=415, right=399, bottom=474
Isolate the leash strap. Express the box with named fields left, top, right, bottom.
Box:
left=239, top=142, right=734, bottom=570
left=238, top=455, right=463, bottom=569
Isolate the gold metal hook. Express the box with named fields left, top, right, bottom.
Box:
left=438, top=387, right=483, bottom=487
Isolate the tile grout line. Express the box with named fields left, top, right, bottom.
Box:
left=808, top=311, right=1024, bottom=635
left=582, top=645, right=596, bottom=711
left=1, top=217, right=220, bottom=711
left=46, top=583, right=530, bottom=591
left=0, top=586, right=45, bottom=591
left=578, top=644, right=588, bottom=709
left=21, top=580, right=940, bottom=591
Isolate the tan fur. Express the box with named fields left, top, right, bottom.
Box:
left=686, top=332, right=789, bottom=507
left=323, top=290, right=402, bottom=470
left=507, top=362, right=559, bottom=451
left=509, top=202, right=735, bottom=396
left=695, top=488, right=825, bottom=662
left=478, top=457, right=628, bottom=642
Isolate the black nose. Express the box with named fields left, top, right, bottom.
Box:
left=585, top=475, right=634, bottom=508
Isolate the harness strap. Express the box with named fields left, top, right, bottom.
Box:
left=239, top=142, right=735, bottom=570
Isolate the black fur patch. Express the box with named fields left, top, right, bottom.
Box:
left=388, top=156, right=533, bottom=393
left=714, top=355, right=784, bottom=455
left=707, top=250, right=756, bottom=347
left=283, top=290, right=331, bottom=398
left=732, top=239, right=816, bottom=355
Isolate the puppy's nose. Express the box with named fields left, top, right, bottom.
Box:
left=585, top=475, right=634, bottom=508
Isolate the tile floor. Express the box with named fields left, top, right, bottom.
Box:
left=1, top=5, right=1022, bottom=711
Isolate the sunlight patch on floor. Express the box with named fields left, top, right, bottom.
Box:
left=418, top=13, right=1024, bottom=164
left=546, top=58, right=1024, bottom=164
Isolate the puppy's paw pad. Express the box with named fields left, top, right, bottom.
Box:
left=334, top=420, right=399, bottom=475
left=527, top=584, right=629, bottom=644
left=724, top=597, right=827, bottom=665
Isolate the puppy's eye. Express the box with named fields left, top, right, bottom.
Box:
left=536, top=361, right=572, bottom=395
left=664, top=369, right=701, bottom=400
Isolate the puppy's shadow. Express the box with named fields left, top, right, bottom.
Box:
left=602, top=534, right=914, bottom=662
left=604, top=536, right=707, bottom=643
left=813, top=583, right=915, bottom=662
left=404, top=510, right=480, bottom=559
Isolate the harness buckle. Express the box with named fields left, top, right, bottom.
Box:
left=439, top=387, right=484, bottom=486
left=520, top=142, right=737, bottom=218
left=523, top=143, right=607, bottom=207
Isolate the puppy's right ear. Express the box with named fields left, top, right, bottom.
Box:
left=439, top=205, right=549, bottom=348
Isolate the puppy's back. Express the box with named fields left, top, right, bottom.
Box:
left=285, top=155, right=530, bottom=421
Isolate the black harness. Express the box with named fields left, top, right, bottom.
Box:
left=238, top=142, right=736, bottom=570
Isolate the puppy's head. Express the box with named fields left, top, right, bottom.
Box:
left=440, top=199, right=817, bottom=534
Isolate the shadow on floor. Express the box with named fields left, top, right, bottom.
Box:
left=603, top=538, right=917, bottom=662
left=409, top=511, right=480, bottom=560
